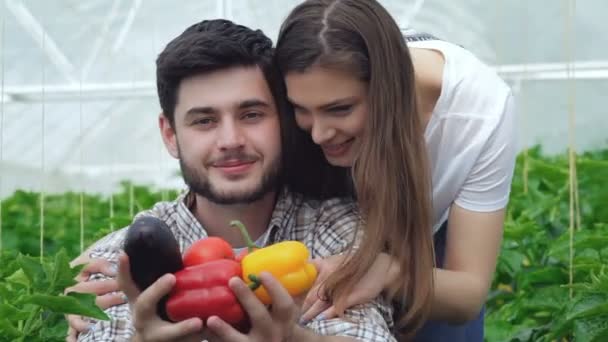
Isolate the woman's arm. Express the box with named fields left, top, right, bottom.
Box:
left=430, top=204, right=504, bottom=323
left=301, top=204, right=505, bottom=325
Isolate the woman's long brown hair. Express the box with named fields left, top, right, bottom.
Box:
left=276, top=0, right=435, bottom=338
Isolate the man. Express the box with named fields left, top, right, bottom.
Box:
left=71, top=19, right=395, bottom=342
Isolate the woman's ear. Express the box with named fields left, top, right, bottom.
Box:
left=159, top=113, right=179, bottom=159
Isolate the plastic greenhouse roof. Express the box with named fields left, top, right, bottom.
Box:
left=1, top=0, right=607, bottom=197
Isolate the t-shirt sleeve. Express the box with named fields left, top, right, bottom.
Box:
left=454, top=92, right=518, bottom=212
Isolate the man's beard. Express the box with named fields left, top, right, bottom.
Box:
left=178, top=149, right=282, bottom=205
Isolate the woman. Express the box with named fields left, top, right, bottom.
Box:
left=277, top=0, right=517, bottom=340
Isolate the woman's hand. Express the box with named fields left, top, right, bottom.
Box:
left=300, top=252, right=399, bottom=323
left=65, top=258, right=127, bottom=341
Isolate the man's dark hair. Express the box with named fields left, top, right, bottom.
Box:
left=156, top=19, right=287, bottom=127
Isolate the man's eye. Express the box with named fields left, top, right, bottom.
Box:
left=243, top=112, right=262, bottom=120
left=195, top=118, right=215, bottom=125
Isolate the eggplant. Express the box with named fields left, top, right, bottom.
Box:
left=123, top=216, right=183, bottom=320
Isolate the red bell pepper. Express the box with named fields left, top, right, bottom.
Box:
left=165, top=259, right=246, bottom=325
left=183, top=237, right=235, bottom=267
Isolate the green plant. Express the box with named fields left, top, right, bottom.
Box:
left=486, top=147, right=608, bottom=341
left=0, top=149, right=606, bottom=340
left=0, top=249, right=108, bottom=341
left=1, top=182, right=180, bottom=259
left=0, top=182, right=180, bottom=339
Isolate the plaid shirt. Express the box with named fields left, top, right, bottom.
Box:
left=77, top=188, right=396, bottom=342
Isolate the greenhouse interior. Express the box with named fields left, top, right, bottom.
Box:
left=1, top=0, right=606, bottom=341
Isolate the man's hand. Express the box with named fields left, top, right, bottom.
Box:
left=116, top=252, right=205, bottom=342
left=65, top=258, right=126, bottom=341
left=206, top=272, right=308, bottom=342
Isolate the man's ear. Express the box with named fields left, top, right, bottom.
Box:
left=159, top=113, right=179, bottom=159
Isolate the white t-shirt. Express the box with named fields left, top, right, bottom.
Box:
left=409, top=39, right=518, bottom=234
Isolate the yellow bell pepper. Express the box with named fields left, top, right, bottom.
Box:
left=231, top=221, right=318, bottom=304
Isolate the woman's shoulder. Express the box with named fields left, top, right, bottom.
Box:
left=431, top=47, right=511, bottom=124
left=403, top=31, right=511, bottom=119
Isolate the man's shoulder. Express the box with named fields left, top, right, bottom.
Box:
left=87, top=196, right=185, bottom=254
left=307, top=196, right=359, bottom=227
left=282, top=191, right=360, bottom=236
left=288, top=191, right=357, bottom=216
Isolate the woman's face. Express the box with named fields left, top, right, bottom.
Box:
left=285, top=65, right=368, bottom=167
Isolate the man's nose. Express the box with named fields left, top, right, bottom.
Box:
left=216, top=120, right=245, bottom=150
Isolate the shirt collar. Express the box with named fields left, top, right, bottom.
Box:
left=176, top=187, right=300, bottom=246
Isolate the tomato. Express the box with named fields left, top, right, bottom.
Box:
left=183, top=237, right=235, bottom=267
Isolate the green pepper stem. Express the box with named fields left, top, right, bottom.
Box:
left=248, top=274, right=261, bottom=291
left=230, top=220, right=257, bottom=252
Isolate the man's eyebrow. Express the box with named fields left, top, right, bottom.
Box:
left=185, top=106, right=218, bottom=116
left=184, top=99, right=270, bottom=117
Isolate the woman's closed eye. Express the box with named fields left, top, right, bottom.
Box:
left=327, top=104, right=353, bottom=115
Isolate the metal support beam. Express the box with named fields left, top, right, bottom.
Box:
left=216, top=0, right=232, bottom=19
left=496, top=61, right=608, bottom=80
left=2, top=81, right=156, bottom=103
left=399, top=0, right=425, bottom=28
left=5, top=0, right=77, bottom=83
left=112, top=0, right=142, bottom=53
left=82, top=0, right=122, bottom=79
left=2, top=61, right=608, bottom=104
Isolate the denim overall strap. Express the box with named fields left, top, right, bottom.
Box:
left=413, top=220, right=485, bottom=342
left=401, top=28, right=440, bottom=43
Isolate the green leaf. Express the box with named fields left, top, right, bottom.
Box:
left=38, top=316, right=70, bottom=341
left=567, top=294, right=608, bottom=321
left=573, top=315, right=608, bottom=342
left=497, top=249, right=525, bottom=277
left=549, top=233, right=608, bottom=262
left=545, top=308, right=573, bottom=340
left=49, top=249, right=80, bottom=292
left=522, top=286, right=568, bottom=312
left=20, top=293, right=109, bottom=321
left=509, top=325, right=545, bottom=342
left=0, top=303, right=30, bottom=321
left=4, top=269, right=30, bottom=288
left=17, top=255, right=46, bottom=291
left=516, top=267, right=568, bottom=290
left=0, top=319, right=22, bottom=339
left=570, top=302, right=608, bottom=320
left=484, top=319, right=519, bottom=341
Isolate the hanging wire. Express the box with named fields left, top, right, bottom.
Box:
left=79, top=73, right=85, bottom=253
left=109, top=167, right=115, bottom=231
left=0, top=19, right=5, bottom=253
left=570, top=2, right=581, bottom=232
left=129, top=40, right=136, bottom=219
left=152, top=22, right=168, bottom=203
left=565, top=0, right=578, bottom=299
left=494, top=0, right=502, bottom=87
left=521, top=6, right=529, bottom=194
left=108, top=69, right=115, bottom=232
left=129, top=167, right=135, bottom=214
left=128, top=121, right=134, bottom=217
left=39, top=30, right=46, bottom=260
